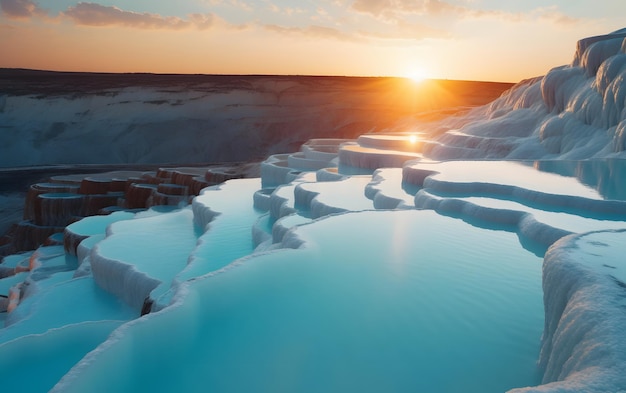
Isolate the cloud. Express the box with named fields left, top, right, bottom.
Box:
left=230, top=0, right=253, bottom=12
left=63, top=2, right=219, bottom=30
left=264, top=24, right=362, bottom=42
left=350, top=0, right=580, bottom=26
left=351, top=0, right=460, bottom=19
left=531, top=6, right=579, bottom=26
left=0, top=0, right=46, bottom=19
left=203, top=0, right=253, bottom=12
left=267, top=4, right=306, bottom=16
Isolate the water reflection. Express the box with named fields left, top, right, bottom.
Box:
left=534, top=159, right=626, bottom=201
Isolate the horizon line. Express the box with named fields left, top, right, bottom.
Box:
left=0, top=67, right=519, bottom=85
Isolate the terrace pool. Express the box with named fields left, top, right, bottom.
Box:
left=57, top=209, right=544, bottom=393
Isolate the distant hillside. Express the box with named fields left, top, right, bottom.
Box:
left=0, top=70, right=512, bottom=168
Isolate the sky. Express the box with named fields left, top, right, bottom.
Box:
left=0, top=0, right=624, bottom=82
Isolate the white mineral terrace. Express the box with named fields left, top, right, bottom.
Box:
left=2, top=131, right=624, bottom=391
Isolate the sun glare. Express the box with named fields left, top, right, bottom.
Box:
left=405, top=68, right=429, bottom=83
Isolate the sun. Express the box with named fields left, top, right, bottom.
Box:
left=404, top=67, right=429, bottom=83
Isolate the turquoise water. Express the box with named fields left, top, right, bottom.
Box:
left=0, top=321, right=126, bottom=392
left=60, top=209, right=544, bottom=393
left=0, top=277, right=136, bottom=345
left=534, top=159, right=626, bottom=200
left=178, top=179, right=263, bottom=281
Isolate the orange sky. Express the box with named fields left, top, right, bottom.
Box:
left=1, top=1, right=624, bottom=82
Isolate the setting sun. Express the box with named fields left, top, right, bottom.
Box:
left=404, top=68, right=429, bottom=83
